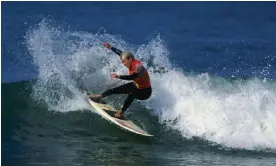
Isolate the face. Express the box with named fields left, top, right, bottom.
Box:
left=121, top=58, right=133, bottom=68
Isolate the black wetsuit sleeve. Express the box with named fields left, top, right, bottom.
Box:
left=110, top=47, right=122, bottom=56
left=118, top=73, right=139, bottom=80
left=118, top=64, right=145, bottom=80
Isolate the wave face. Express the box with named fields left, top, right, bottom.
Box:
left=24, top=20, right=276, bottom=152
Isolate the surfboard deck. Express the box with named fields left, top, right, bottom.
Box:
left=86, top=92, right=153, bottom=137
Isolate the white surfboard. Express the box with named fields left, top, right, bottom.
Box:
left=86, top=93, right=153, bottom=137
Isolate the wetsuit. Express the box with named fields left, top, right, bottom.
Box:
left=101, top=47, right=152, bottom=113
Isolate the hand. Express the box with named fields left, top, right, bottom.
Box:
left=111, top=73, right=119, bottom=79
left=103, top=43, right=112, bottom=49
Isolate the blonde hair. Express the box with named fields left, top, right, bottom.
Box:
left=121, top=52, right=134, bottom=60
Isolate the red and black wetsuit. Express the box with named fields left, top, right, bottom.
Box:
left=101, top=47, right=152, bottom=113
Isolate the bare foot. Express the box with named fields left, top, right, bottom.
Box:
left=114, top=110, right=123, bottom=118
left=88, top=94, right=103, bottom=100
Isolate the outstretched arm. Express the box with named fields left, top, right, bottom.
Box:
left=104, top=43, right=122, bottom=57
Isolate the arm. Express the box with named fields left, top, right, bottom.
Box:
left=104, top=43, right=122, bottom=57
left=110, top=47, right=122, bottom=56
left=118, top=73, right=139, bottom=80
left=117, top=64, right=145, bottom=80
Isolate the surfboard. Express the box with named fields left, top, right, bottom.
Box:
left=86, top=92, right=153, bottom=137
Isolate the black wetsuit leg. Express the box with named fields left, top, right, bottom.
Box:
left=101, top=83, right=152, bottom=112
left=121, top=87, right=152, bottom=112
left=101, top=82, right=135, bottom=97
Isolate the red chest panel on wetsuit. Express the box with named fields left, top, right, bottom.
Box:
left=129, top=60, right=151, bottom=89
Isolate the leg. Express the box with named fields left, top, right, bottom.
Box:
left=101, top=82, right=135, bottom=97
left=89, top=82, right=135, bottom=100
left=121, top=94, right=135, bottom=112
left=115, top=87, right=152, bottom=118
left=115, top=93, right=135, bottom=118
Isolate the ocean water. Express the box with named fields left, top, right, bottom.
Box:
left=2, top=1, right=276, bottom=166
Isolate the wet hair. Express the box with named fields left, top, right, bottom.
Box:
left=121, top=52, right=134, bottom=60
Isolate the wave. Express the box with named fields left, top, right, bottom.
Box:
left=24, top=19, right=276, bottom=152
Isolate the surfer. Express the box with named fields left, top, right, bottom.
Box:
left=89, top=43, right=152, bottom=118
